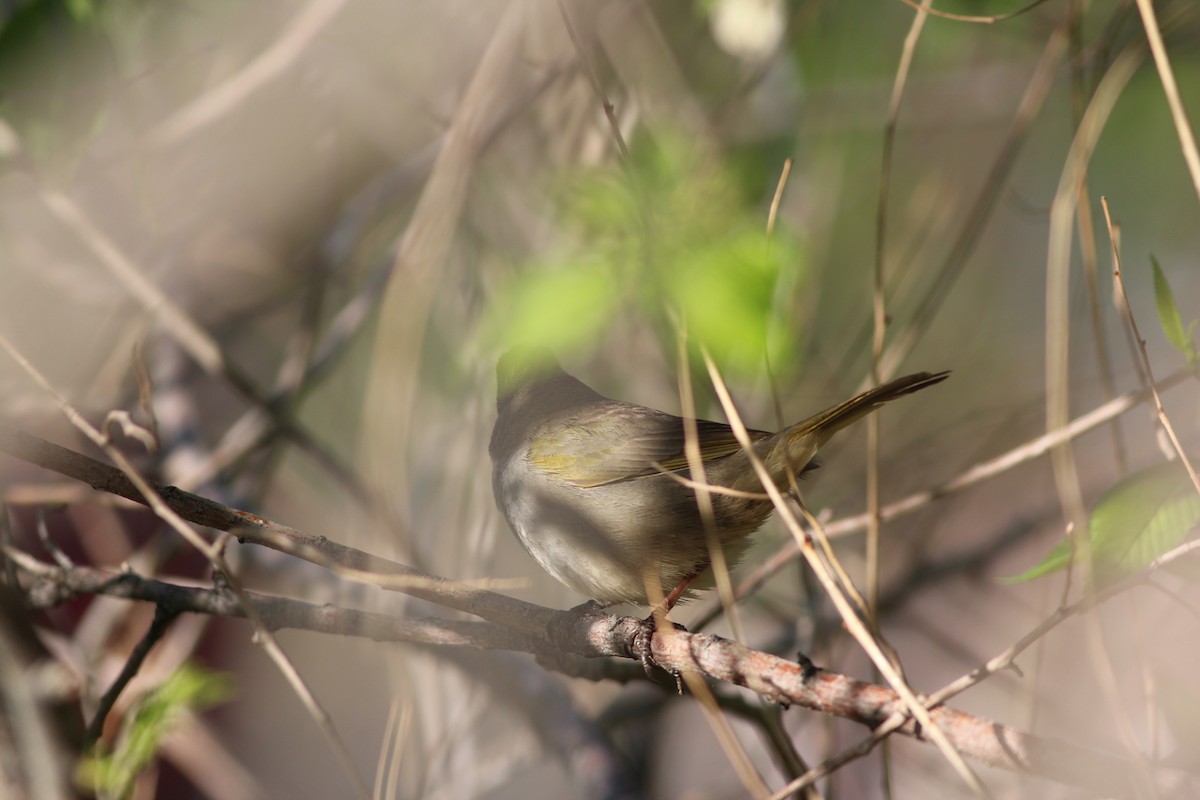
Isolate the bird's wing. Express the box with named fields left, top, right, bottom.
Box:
left=528, top=402, right=768, bottom=488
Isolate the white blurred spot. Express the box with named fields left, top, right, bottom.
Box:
left=709, top=0, right=786, bottom=61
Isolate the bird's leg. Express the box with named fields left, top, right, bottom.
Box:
left=631, top=573, right=697, bottom=680
left=662, top=571, right=700, bottom=614
left=640, top=570, right=698, bottom=629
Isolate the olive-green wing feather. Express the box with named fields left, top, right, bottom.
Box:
left=528, top=401, right=768, bottom=488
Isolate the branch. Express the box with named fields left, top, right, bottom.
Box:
left=0, top=424, right=554, bottom=635
left=0, top=426, right=1180, bottom=797
left=7, top=552, right=1162, bottom=799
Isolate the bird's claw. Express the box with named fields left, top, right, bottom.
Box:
left=632, top=614, right=688, bottom=681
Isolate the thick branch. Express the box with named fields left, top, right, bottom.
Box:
left=0, top=426, right=1175, bottom=797
left=547, top=609, right=1150, bottom=798
left=9, top=555, right=1159, bottom=798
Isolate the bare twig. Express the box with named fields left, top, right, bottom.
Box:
left=557, top=0, right=632, bottom=164
left=771, top=538, right=1200, bottom=798
left=1044, top=52, right=1155, bottom=791
left=865, top=14, right=1071, bottom=382
left=725, top=365, right=1194, bottom=622
left=1069, top=8, right=1127, bottom=476
left=699, top=352, right=991, bottom=798
left=870, top=0, right=932, bottom=631
left=892, top=0, right=1053, bottom=24
left=8, top=552, right=539, bottom=654
left=149, top=0, right=351, bottom=146
left=766, top=158, right=792, bottom=237
left=0, top=425, right=553, bottom=635
left=85, top=603, right=179, bottom=742
left=35, top=508, right=73, bottom=570
left=674, top=329, right=746, bottom=646
left=1045, top=41, right=1139, bottom=543
left=0, top=337, right=373, bottom=800
left=1101, top=197, right=1200, bottom=495
left=1134, top=0, right=1200, bottom=206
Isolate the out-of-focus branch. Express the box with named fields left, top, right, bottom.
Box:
left=0, top=589, right=73, bottom=800
left=0, top=424, right=554, bottom=635
left=149, top=0, right=351, bottom=147
left=9, top=552, right=538, bottom=654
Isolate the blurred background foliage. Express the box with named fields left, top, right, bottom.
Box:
left=0, top=0, right=1198, bottom=798
left=485, top=133, right=807, bottom=376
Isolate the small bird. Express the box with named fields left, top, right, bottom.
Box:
left=489, top=348, right=948, bottom=608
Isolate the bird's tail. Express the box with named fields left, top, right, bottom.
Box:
left=748, top=371, right=950, bottom=488
left=786, top=371, right=950, bottom=449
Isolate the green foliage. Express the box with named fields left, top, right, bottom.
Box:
left=668, top=225, right=800, bottom=370
left=486, top=135, right=807, bottom=376
left=77, top=664, right=233, bottom=798
left=1007, top=260, right=1200, bottom=584
left=1151, top=256, right=1198, bottom=365
left=64, top=0, right=99, bottom=23
left=1002, top=462, right=1200, bottom=585
left=492, top=258, right=619, bottom=357
left=0, top=0, right=122, bottom=168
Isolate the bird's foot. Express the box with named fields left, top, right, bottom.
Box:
left=632, top=612, right=688, bottom=681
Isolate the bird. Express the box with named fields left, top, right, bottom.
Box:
left=489, top=347, right=948, bottom=609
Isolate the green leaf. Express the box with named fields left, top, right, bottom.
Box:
left=78, top=664, right=233, bottom=798
left=667, top=227, right=802, bottom=375
left=487, top=260, right=619, bottom=355
left=491, top=135, right=809, bottom=372
left=1089, top=462, right=1200, bottom=581
left=1000, top=462, right=1200, bottom=585
left=999, top=538, right=1072, bottom=584
left=1152, top=256, right=1198, bottom=362
left=65, top=0, right=98, bottom=23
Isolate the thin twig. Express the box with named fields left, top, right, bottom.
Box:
left=892, top=0, right=1053, bottom=24
left=1134, top=0, right=1200, bottom=207
left=674, top=329, right=746, bottom=645
left=35, top=508, right=73, bottom=570
left=700, top=352, right=991, bottom=798
left=149, top=0, right=351, bottom=146
left=0, top=424, right=554, bottom=635
left=864, top=15, right=1071, bottom=383
left=1100, top=196, right=1200, bottom=494
left=870, top=0, right=932, bottom=633
left=1069, top=8, right=1127, bottom=476
left=85, top=604, right=179, bottom=742
left=0, top=335, right=373, bottom=800
left=771, top=537, right=1200, bottom=799
left=1045, top=39, right=1139, bottom=545
left=1045, top=56, right=1157, bottom=790
left=557, top=0, right=632, bottom=165
left=715, top=364, right=1195, bottom=620
left=766, top=158, right=792, bottom=238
